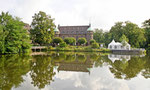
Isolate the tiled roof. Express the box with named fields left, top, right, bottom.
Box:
left=58, top=25, right=90, bottom=34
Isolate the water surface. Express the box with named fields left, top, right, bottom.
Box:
left=0, top=52, right=150, bottom=90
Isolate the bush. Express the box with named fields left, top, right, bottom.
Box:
left=52, top=37, right=63, bottom=45
left=91, top=43, right=99, bottom=49
left=77, top=38, right=87, bottom=45
left=59, top=42, right=67, bottom=48
left=90, top=39, right=96, bottom=44
left=64, top=37, right=76, bottom=45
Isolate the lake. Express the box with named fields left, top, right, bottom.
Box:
left=0, top=52, right=150, bottom=90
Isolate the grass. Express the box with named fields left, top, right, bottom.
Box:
left=47, top=45, right=111, bottom=53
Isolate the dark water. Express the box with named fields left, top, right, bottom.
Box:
left=0, top=52, right=150, bottom=90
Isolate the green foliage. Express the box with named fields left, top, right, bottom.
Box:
left=93, top=29, right=112, bottom=46
left=90, top=39, right=96, bottom=44
left=93, top=29, right=105, bottom=43
left=77, top=38, right=87, bottom=45
left=59, top=42, right=67, bottom=48
left=143, top=19, right=150, bottom=48
left=30, top=11, right=55, bottom=45
left=91, top=43, right=99, bottom=49
left=64, top=37, right=76, bottom=45
left=52, top=37, right=63, bottom=45
left=119, top=34, right=129, bottom=42
left=93, top=21, right=146, bottom=48
left=109, top=21, right=146, bottom=48
left=0, top=12, right=31, bottom=54
left=30, top=55, right=56, bottom=89
left=0, top=54, right=30, bottom=89
left=77, top=54, right=86, bottom=62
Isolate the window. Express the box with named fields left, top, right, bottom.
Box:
left=115, top=45, right=117, bottom=49
left=110, top=45, right=112, bottom=49
left=62, top=36, right=64, bottom=39
left=121, top=46, right=123, bottom=49
left=126, top=46, right=129, bottom=49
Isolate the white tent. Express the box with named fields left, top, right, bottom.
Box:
left=108, top=40, right=130, bottom=50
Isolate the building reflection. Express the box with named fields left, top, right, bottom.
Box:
left=108, top=54, right=145, bottom=62
left=52, top=53, right=94, bottom=74
left=108, top=54, right=131, bottom=62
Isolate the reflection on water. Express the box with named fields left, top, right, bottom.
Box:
left=108, top=54, right=145, bottom=62
left=0, top=52, right=150, bottom=90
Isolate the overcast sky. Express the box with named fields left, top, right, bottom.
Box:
left=0, top=0, right=150, bottom=31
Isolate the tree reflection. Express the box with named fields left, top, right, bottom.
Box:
left=77, top=54, right=86, bottom=62
left=90, top=53, right=99, bottom=61
left=109, top=56, right=146, bottom=80
left=30, top=55, right=56, bottom=89
left=142, top=55, right=150, bottom=79
left=0, top=54, right=30, bottom=90
left=51, top=52, right=66, bottom=62
left=94, top=55, right=111, bottom=67
left=65, top=54, right=76, bottom=62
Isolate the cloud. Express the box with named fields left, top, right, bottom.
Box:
left=0, top=0, right=150, bottom=30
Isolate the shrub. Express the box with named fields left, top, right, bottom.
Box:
left=59, top=42, right=67, bottom=48
left=64, top=37, right=76, bottom=45
left=90, top=39, right=96, bottom=44
left=52, top=37, right=63, bottom=45
left=91, top=43, right=99, bottom=49
left=77, top=38, right=87, bottom=45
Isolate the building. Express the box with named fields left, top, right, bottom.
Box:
left=108, top=40, right=131, bottom=50
left=54, top=24, right=93, bottom=44
left=24, top=23, right=31, bottom=34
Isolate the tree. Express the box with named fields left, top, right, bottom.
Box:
left=93, top=29, right=105, bottom=43
left=0, top=12, right=31, bottom=54
left=59, top=42, right=67, bottom=48
left=110, top=22, right=124, bottom=41
left=119, top=34, right=129, bottom=42
left=52, top=37, right=63, bottom=45
left=91, top=43, right=99, bottom=49
left=143, top=19, right=150, bottom=48
left=0, top=25, right=5, bottom=53
left=109, top=21, right=146, bottom=48
left=90, top=39, right=96, bottom=44
left=30, top=11, right=55, bottom=45
left=77, top=38, right=87, bottom=45
left=64, top=37, right=76, bottom=45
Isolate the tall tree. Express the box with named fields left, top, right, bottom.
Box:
left=0, top=12, right=31, bottom=54
left=93, top=29, right=105, bottom=43
left=119, top=34, right=129, bottom=42
left=110, top=22, right=125, bottom=41
left=30, top=11, right=55, bottom=45
left=143, top=19, right=150, bottom=48
left=109, top=21, right=146, bottom=48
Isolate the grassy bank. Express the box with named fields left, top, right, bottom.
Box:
left=47, top=46, right=111, bottom=53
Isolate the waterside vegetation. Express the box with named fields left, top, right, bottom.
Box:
left=0, top=11, right=150, bottom=54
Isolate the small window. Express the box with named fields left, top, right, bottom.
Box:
left=126, top=46, right=129, bottom=49
left=121, top=46, right=123, bottom=49
left=115, top=45, right=117, bottom=49
left=110, top=45, right=112, bottom=49
left=62, top=36, right=64, bottom=39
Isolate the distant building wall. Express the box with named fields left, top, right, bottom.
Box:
left=54, top=25, right=93, bottom=44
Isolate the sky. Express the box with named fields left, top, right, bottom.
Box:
left=0, top=0, right=150, bottom=31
